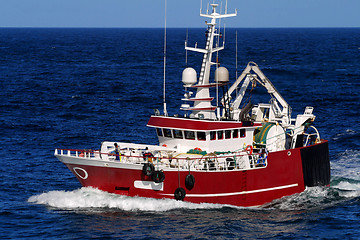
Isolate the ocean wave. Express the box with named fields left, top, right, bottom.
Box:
left=332, top=181, right=360, bottom=198
left=28, top=187, right=224, bottom=212
left=332, top=149, right=360, bottom=180
left=263, top=181, right=360, bottom=211
left=28, top=180, right=360, bottom=213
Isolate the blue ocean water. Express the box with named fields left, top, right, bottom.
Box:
left=0, top=28, right=360, bottom=239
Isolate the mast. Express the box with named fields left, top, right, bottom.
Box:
left=183, top=3, right=237, bottom=120
left=163, top=0, right=168, bottom=116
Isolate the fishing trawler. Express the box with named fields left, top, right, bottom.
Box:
left=54, top=3, right=330, bottom=207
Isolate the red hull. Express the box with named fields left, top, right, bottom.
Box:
left=57, top=142, right=331, bottom=207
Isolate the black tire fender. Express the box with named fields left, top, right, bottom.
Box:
left=174, top=187, right=186, bottom=201
left=142, top=163, right=154, bottom=176
left=185, top=174, right=195, bottom=190
left=152, top=170, right=165, bottom=183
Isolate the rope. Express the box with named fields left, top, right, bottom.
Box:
left=177, top=159, right=181, bottom=187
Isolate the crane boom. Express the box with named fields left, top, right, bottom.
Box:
left=222, top=62, right=291, bottom=125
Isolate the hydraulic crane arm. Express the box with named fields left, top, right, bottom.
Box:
left=222, top=62, right=291, bottom=125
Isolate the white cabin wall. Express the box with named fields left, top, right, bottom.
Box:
left=158, top=136, right=210, bottom=153
left=156, top=127, right=256, bottom=153
left=208, top=130, right=254, bottom=152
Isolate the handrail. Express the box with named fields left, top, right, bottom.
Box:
left=54, top=147, right=268, bottom=171
left=54, top=148, right=263, bottom=161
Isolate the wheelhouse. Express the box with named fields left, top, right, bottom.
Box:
left=147, top=115, right=259, bottom=153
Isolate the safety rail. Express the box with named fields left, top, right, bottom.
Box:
left=54, top=148, right=268, bottom=171
left=54, top=149, right=100, bottom=159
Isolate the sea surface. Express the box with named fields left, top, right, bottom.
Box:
left=0, top=27, right=360, bottom=239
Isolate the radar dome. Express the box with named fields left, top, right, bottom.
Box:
left=214, top=67, right=229, bottom=83
left=182, top=67, right=197, bottom=86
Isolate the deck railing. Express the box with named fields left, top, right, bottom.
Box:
left=54, top=148, right=268, bottom=171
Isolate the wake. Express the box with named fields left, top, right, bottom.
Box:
left=28, top=187, right=224, bottom=212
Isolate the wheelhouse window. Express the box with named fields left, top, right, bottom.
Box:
left=156, top=128, right=163, bottom=137
left=184, top=131, right=195, bottom=140
left=233, top=129, right=238, bottom=138
left=163, top=129, right=172, bottom=138
left=172, top=129, right=183, bottom=139
left=197, top=132, right=206, bottom=141
left=217, top=131, right=223, bottom=140
left=225, top=130, right=231, bottom=139
left=240, top=129, right=246, bottom=138
left=210, top=131, right=216, bottom=141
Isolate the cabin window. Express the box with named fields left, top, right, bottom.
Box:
left=233, top=129, right=238, bottom=138
left=163, top=129, right=172, bottom=138
left=240, top=129, right=246, bottom=138
left=217, top=131, right=223, bottom=140
left=156, top=128, right=163, bottom=137
left=225, top=130, right=231, bottom=139
left=197, top=132, right=206, bottom=141
left=184, top=131, right=195, bottom=140
left=210, top=131, right=216, bottom=140
left=172, top=129, right=183, bottom=139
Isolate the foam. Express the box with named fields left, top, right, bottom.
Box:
left=332, top=149, right=360, bottom=180
left=331, top=149, right=360, bottom=198
left=264, top=186, right=331, bottom=210
left=28, top=187, right=224, bottom=212
left=332, top=128, right=357, bottom=141
left=332, top=181, right=360, bottom=198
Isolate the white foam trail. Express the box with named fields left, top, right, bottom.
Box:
left=265, top=186, right=330, bottom=210
left=328, top=149, right=360, bottom=197
left=332, top=149, right=360, bottom=180
left=28, top=187, right=224, bottom=212
left=264, top=183, right=360, bottom=210
left=332, top=181, right=360, bottom=198
left=335, top=181, right=360, bottom=191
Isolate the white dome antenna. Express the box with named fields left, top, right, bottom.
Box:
left=182, top=67, right=198, bottom=87
left=215, top=67, right=229, bottom=83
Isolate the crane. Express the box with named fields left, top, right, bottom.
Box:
left=222, top=62, right=291, bottom=126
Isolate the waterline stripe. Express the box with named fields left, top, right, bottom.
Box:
left=160, top=183, right=299, bottom=198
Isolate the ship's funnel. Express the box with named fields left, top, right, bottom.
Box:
left=182, top=67, right=197, bottom=87
left=215, top=67, right=229, bottom=83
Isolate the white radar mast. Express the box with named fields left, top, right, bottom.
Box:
left=182, top=2, right=237, bottom=119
